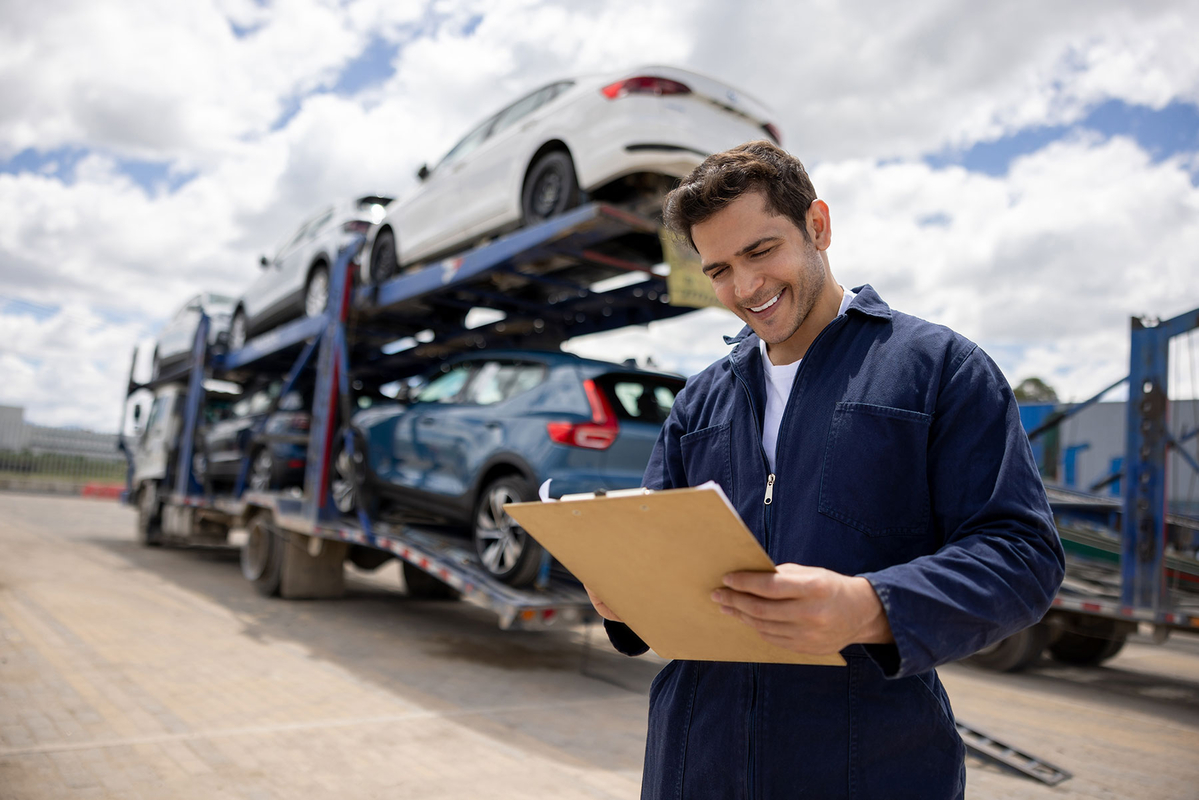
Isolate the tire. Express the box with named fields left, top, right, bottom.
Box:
left=241, top=514, right=285, bottom=597
left=229, top=309, right=248, bottom=351
left=473, top=474, right=545, bottom=587
left=137, top=482, right=164, bottom=547
left=247, top=448, right=276, bottom=492
left=1048, top=631, right=1127, bottom=666
left=965, top=623, right=1050, bottom=672
left=370, top=228, right=399, bottom=284
left=402, top=561, right=461, bottom=600
left=304, top=266, right=329, bottom=318
left=330, top=429, right=367, bottom=515
left=521, top=151, right=579, bottom=226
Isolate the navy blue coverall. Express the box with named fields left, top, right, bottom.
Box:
left=605, top=285, right=1065, bottom=799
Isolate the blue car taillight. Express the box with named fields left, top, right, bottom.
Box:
left=547, top=379, right=619, bottom=450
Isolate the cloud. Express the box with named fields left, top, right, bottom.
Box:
left=1, top=0, right=1198, bottom=432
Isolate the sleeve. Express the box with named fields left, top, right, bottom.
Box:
left=601, top=383, right=692, bottom=656
left=859, top=346, right=1066, bottom=678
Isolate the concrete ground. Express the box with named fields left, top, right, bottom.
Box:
left=1, top=492, right=1197, bottom=799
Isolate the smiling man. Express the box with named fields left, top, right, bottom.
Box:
left=588, top=140, right=1065, bottom=799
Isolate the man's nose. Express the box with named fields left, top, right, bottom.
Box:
left=733, top=267, right=765, bottom=301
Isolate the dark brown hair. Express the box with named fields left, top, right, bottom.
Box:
left=663, top=140, right=818, bottom=251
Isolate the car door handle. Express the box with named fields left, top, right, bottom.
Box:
left=485, top=421, right=501, bottom=430
left=419, top=417, right=436, bottom=425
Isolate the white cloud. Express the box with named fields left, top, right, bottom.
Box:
left=2, top=0, right=1199, bottom=431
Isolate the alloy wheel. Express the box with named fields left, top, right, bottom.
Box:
left=229, top=312, right=247, bottom=351
left=305, top=270, right=329, bottom=317
left=475, top=484, right=524, bottom=575
left=533, top=171, right=562, bottom=217
left=331, top=446, right=357, bottom=513
left=248, top=450, right=273, bottom=492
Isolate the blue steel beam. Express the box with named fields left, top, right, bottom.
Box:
left=303, top=238, right=358, bottom=521
left=1122, top=308, right=1199, bottom=612
left=356, top=203, right=658, bottom=312
left=172, top=314, right=210, bottom=498
left=217, top=314, right=326, bottom=371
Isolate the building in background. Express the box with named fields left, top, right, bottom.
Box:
left=1022, top=400, right=1199, bottom=518
left=0, top=405, right=124, bottom=484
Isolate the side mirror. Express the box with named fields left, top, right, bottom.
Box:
left=259, top=255, right=269, bottom=268
left=417, top=164, right=430, bottom=182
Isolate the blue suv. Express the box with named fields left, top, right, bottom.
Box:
left=333, top=350, right=683, bottom=586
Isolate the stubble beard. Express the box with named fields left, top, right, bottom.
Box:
left=754, top=252, right=826, bottom=346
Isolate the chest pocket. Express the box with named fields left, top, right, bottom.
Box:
left=819, top=402, right=931, bottom=537
left=680, top=421, right=733, bottom=498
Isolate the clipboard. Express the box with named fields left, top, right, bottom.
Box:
left=504, top=483, right=845, bottom=666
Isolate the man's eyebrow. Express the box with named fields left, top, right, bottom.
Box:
left=701, top=236, right=782, bottom=274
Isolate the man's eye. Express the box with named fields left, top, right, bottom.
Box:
left=751, top=247, right=774, bottom=258
left=708, top=268, right=727, bottom=279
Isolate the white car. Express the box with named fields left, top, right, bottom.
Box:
left=151, top=292, right=236, bottom=378
left=229, top=195, right=393, bottom=350
left=364, top=65, right=780, bottom=282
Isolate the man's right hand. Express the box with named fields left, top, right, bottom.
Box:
left=584, top=585, right=622, bottom=622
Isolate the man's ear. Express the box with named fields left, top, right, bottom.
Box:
left=807, top=200, right=831, bottom=251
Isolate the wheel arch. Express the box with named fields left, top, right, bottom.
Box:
left=521, top=140, right=575, bottom=198
left=472, top=455, right=538, bottom=502
left=366, top=223, right=396, bottom=282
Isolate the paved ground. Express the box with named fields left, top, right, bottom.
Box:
left=1, top=492, right=1197, bottom=799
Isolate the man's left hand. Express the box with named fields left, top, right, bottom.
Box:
left=712, top=563, right=894, bottom=655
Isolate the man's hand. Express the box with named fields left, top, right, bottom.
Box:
left=584, top=584, right=622, bottom=623
left=711, top=563, right=893, bottom=655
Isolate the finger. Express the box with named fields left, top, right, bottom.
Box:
left=713, top=590, right=802, bottom=622
left=720, top=608, right=800, bottom=637
left=722, top=567, right=819, bottom=599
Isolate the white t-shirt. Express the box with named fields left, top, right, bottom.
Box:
left=760, top=287, right=856, bottom=473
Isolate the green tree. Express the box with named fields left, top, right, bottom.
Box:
left=1014, top=377, right=1058, bottom=403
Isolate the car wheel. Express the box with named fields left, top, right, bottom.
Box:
left=137, top=482, right=164, bottom=547
left=229, top=309, right=248, bottom=351
left=521, top=151, right=579, bottom=226
left=330, top=429, right=367, bottom=514
left=370, top=228, right=399, bottom=284
left=1048, top=630, right=1127, bottom=666
left=402, top=560, right=461, bottom=600
left=473, top=474, right=545, bottom=587
left=305, top=266, right=329, bottom=318
left=242, top=514, right=285, bottom=597
left=965, top=623, right=1050, bottom=672
left=248, top=448, right=275, bottom=492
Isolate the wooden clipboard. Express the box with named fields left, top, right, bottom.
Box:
left=505, top=483, right=845, bottom=666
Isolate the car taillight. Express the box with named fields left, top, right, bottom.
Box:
left=762, top=123, right=782, bottom=144
left=601, top=76, right=691, bottom=99
left=342, top=220, right=371, bottom=234
left=546, top=379, right=619, bottom=450
left=289, top=414, right=310, bottom=432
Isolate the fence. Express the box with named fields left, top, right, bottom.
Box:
left=0, top=405, right=126, bottom=492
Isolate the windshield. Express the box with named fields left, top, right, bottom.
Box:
left=202, top=293, right=237, bottom=313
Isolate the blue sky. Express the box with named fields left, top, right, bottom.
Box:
left=1, top=0, right=1198, bottom=430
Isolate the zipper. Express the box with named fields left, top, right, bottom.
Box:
left=729, top=314, right=849, bottom=800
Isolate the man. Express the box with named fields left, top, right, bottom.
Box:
left=587, top=140, right=1065, bottom=799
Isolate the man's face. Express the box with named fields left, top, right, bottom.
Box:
left=691, top=191, right=829, bottom=350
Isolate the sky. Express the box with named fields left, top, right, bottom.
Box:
left=2, top=0, right=1199, bottom=432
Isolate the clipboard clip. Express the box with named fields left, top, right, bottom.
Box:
left=537, top=479, right=654, bottom=503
